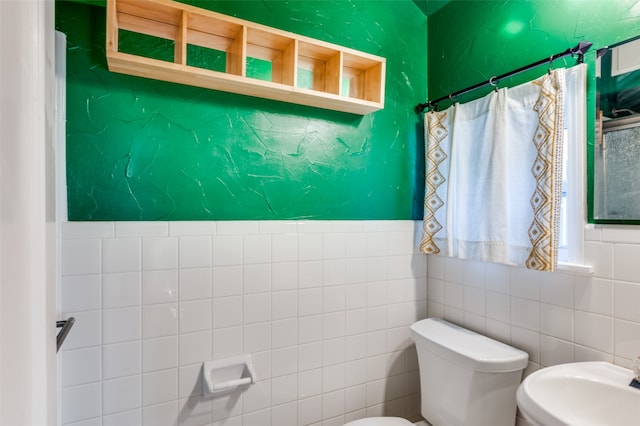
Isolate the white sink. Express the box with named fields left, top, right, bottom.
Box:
left=516, top=361, right=640, bottom=426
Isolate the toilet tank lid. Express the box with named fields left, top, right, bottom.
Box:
left=410, top=318, right=529, bottom=372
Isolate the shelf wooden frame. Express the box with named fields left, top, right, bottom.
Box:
left=106, top=0, right=386, bottom=114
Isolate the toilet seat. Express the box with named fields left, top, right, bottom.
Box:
left=343, top=417, right=414, bottom=426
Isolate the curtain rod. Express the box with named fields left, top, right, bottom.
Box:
left=415, top=41, right=593, bottom=114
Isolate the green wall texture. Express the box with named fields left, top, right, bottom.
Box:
left=56, top=0, right=428, bottom=221
left=428, top=0, right=640, bottom=222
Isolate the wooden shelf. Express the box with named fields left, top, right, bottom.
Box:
left=106, top=0, right=386, bottom=114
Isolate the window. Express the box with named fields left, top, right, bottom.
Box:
left=557, top=64, right=589, bottom=271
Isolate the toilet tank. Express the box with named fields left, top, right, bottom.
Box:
left=410, top=318, right=528, bottom=426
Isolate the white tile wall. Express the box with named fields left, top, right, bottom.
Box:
left=60, top=220, right=427, bottom=426
left=426, top=224, right=640, bottom=425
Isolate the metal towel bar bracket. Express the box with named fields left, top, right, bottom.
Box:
left=56, top=317, right=75, bottom=352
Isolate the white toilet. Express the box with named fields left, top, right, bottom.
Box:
left=344, top=318, right=528, bottom=426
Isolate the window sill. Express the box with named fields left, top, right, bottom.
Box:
left=557, top=262, right=593, bottom=275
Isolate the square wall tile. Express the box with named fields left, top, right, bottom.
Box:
left=179, top=236, right=212, bottom=269
left=103, top=238, right=141, bottom=273
left=143, top=269, right=178, bottom=304
left=103, top=272, right=141, bottom=309
left=103, top=341, right=140, bottom=379
left=62, top=275, right=101, bottom=313
left=62, top=239, right=101, bottom=276
left=103, top=375, right=141, bottom=415
left=574, top=311, right=613, bottom=353
left=62, top=347, right=102, bottom=387
left=142, top=336, right=178, bottom=372
left=142, top=237, right=177, bottom=271
left=103, top=307, right=140, bottom=344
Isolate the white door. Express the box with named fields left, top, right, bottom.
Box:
left=0, top=0, right=57, bottom=424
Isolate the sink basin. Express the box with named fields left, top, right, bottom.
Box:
left=516, top=361, right=640, bottom=426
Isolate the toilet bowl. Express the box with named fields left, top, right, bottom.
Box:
left=344, top=318, right=528, bottom=426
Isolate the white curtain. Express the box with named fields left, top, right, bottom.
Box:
left=419, top=66, right=585, bottom=271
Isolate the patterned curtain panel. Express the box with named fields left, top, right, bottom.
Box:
left=419, top=68, right=568, bottom=271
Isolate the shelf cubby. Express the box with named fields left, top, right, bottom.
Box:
left=106, top=0, right=385, bottom=114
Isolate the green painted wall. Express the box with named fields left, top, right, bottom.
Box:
left=428, top=0, right=640, bottom=222
left=56, top=0, right=428, bottom=221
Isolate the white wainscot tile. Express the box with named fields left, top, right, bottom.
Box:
left=323, top=285, right=346, bottom=313
left=614, top=319, right=640, bottom=360
left=272, top=234, right=298, bottom=262
left=272, top=318, right=298, bottom=349
left=584, top=241, right=613, bottom=279
left=61, top=382, right=101, bottom=424
left=61, top=346, right=101, bottom=387
left=298, top=234, right=323, bottom=261
left=243, top=323, right=271, bottom=353
left=323, top=337, right=346, bottom=366
left=179, top=331, right=211, bottom=366
left=142, top=369, right=178, bottom=406
left=62, top=274, right=101, bottom=313
left=62, top=310, right=101, bottom=350
left=243, top=264, right=271, bottom=294
left=168, top=221, right=215, bottom=236
left=143, top=269, right=178, bottom=304
left=243, top=379, right=271, bottom=413
left=179, top=299, right=212, bottom=334
left=614, top=281, right=640, bottom=322
left=271, top=373, right=298, bottom=406
left=102, top=375, right=141, bottom=415
left=298, top=342, right=323, bottom=372
left=103, top=341, right=140, bottom=379
left=323, top=233, right=346, bottom=260
left=179, top=268, right=211, bottom=301
left=62, top=221, right=114, bottom=239
left=298, top=369, right=322, bottom=398
left=325, top=259, right=347, bottom=286
left=103, top=238, right=141, bottom=273
left=62, top=239, right=101, bottom=276
left=510, top=297, right=540, bottom=331
left=142, top=237, right=177, bottom=271
left=143, top=336, right=178, bottom=372
left=484, top=262, right=511, bottom=294
left=102, top=409, right=140, bottom=426
left=322, top=389, right=345, bottom=420
left=143, top=400, right=179, bottom=426
left=299, top=260, right=323, bottom=289
left=540, top=272, right=574, bottom=308
left=298, top=396, right=322, bottom=425
left=143, top=303, right=178, bottom=339
left=271, top=402, right=297, bottom=426
left=298, top=315, right=323, bottom=345
left=179, top=236, right=211, bottom=268
left=212, top=296, right=242, bottom=329
left=243, top=293, right=271, bottom=324
left=614, top=244, right=640, bottom=283
left=243, top=234, right=272, bottom=264
left=574, top=311, right=613, bottom=353
left=213, top=235, right=243, bottom=266
left=103, top=307, right=140, bottom=344
left=540, top=335, right=573, bottom=367
left=212, top=266, right=242, bottom=297
left=272, top=290, right=297, bottom=320
left=115, top=221, right=167, bottom=237
left=299, top=288, right=323, bottom=317
left=271, top=346, right=297, bottom=377
left=575, top=277, right=613, bottom=316
left=540, top=303, right=573, bottom=341
left=272, top=262, right=298, bottom=291
left=212, top=326, right=243, bottom=360
left=103, top=271, right=141, bottom=308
